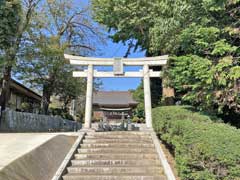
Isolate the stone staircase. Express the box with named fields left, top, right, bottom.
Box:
left=62, top=131, right=167, bottom=180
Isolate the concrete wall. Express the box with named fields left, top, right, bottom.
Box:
left=0, top=110, right=81, bottom=132
left=0, top=135, right=77, bottom=180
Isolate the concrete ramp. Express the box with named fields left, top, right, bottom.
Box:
left=0, top=134, right=77, bottom=180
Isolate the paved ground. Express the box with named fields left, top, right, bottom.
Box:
left=0, top=132, right=79, bottom=170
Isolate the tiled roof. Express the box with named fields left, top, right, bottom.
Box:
left=93, top=91, right=138, bottom=107
left=0, top=78, right=42, bottom=101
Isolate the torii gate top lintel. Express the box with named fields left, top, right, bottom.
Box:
left=64, top=53, right=168, bottom=129
left=64, top=54, right=168, bottom=66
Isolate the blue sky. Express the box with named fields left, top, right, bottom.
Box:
left=14, top=0, right=145, bottom=92
left=95, top=40, right=145, bottom=91
left=81, top=0, right=146, bottom=91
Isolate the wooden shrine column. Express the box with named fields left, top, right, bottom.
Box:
left=143, top=64, right=152, bottom=128
left=84, top=65, right=93, bottom=128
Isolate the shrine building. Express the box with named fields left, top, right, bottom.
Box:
left=92, top=91, right=138, bottom=122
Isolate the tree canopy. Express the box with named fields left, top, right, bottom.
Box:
left=92, top=0, right=240, bottom=120
left=16, top=0, right=102, bottom=114
left=0, top=0, right=21, bottom=52
left=0, top=0, right=24, bottom=112
left=0, top=0, right=103, bottom=117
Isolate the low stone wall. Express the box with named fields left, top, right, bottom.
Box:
left=0, top=110, right=81, bottom=132
left=0, top=135, right=77, bottom=180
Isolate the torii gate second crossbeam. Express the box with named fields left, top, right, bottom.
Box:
left=64, top=54, right=168, bottom=129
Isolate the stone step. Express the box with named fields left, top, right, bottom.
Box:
left=80, top=143, right=154, bottom=148
left=67, top=166, right=164, bottom=174
left=74, top=153, right=158, bottom=160
left=87, top=132, right=150, bottom=136
left=61, top=131, right=167, bottom=180
left=78, top=147, right=155, bottom=154
left=85, top=135, right=152, bottom=140
left=83, top=138, right=152, bottom=144
left=71, top=159, right=161, bottom=166
left=63, top=174, right=167, bottom=180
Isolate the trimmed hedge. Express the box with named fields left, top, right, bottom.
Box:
left=152, top=106, right=240, bottom=180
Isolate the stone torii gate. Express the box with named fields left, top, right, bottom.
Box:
left=64, top=54, right=168, bottom=129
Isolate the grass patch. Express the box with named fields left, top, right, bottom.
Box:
left=153, top=106, right=240, bottom=180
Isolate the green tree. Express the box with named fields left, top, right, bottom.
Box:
left=92, top=0, right=167, bottom=105
left=166, top=1, right=240, bottom=114
left=0, top=0, right=40, bottom=112
left=56, top=72, right=86, bottom=111
left=92, top=0, right=197, bottom=55
left=92, top=0, right=240, bottom=116
left=132, top=79, right=163, bottom=119
left=17, top=0, right=102, bottom=114
left=132, top=81, right=144, bottom=119
left=0, top=0, right=22, bottom=111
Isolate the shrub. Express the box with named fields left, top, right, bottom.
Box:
left=152, top=106, right=240, bottom=180
left=49, top=108, right=74, bottom=121
left=132, top=116, right=145, bottom=123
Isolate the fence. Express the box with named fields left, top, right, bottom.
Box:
left=0, top=109, right=81, bottom=132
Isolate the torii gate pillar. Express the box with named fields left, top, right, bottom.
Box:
left=84, top=65, right=93, bottom=128
left=84, top=63, right=153, bottom=129
left=143, top=64, right=152, bottom=128
left=64, top=54, right=168, bottom=130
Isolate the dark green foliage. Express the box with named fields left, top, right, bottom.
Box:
left=0, top=0, right=23, bottom=112
left=49, top=107, right=74, bottom=121
left=0, top=0, right=21, bottom=50
left=132, top=77, right=163, bottom=119
left=92, top=0, right=240, bottom=121
left=132, top=81, right=145, bottom=119
left=153, top=106, right=240, bottom=180
left=16, top=0, right=101, bottom=114
left=168, top=55, right=240, bottom=114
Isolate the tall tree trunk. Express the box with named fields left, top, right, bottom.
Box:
left=63, top=99, right=70, bottom=112
left=0, top=65, right=12, bottom=111
left=162, top=66, right=175, bottom=105
left=0, top=49, right=17, bottom=111
left=0, top=36, right=21, bottom=113
left=0, top=0, right=39, bottom=123
left=41, top=84, right=51, bottom=115
left=150, top=66, right=163, bottom=107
